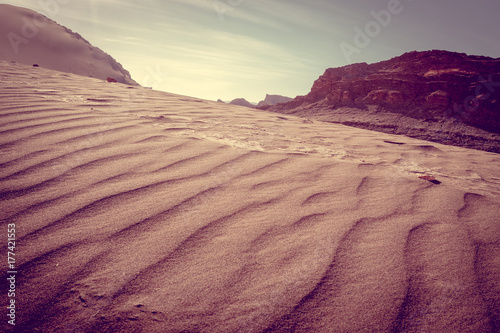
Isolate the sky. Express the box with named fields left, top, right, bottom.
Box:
left=2, top=0, right=500, bottom=103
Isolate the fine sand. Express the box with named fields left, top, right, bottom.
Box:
left=0, top=4, right=137, bottom=86
left=1, top=61, right=499, bottom=332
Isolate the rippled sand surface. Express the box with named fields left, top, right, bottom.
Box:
left=1, top=62, right=499, bottom=332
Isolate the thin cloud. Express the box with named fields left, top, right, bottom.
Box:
left=167, top=0, right=289, bottom=30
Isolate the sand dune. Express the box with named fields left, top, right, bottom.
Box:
left=0, top=4, right=137, bottom=85
left=1, top=61, right=499, bottom=332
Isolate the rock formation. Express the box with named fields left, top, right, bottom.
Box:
left=260, top=50, right=500, bottom=152
left=257, top=94, right=293, bottom=108
left=0, top=4, right=138, bottom=85
left=220, top=95, right=293, bottom=109
left=229, top=98, right=255, bottom=108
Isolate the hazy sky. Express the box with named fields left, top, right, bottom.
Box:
left=3, top=0, right=500, bottom=102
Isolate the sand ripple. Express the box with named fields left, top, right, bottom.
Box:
left=1, top=62, right=499, bottom=332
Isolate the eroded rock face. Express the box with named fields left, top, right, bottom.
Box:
left=387, top=90, right=404, bottom=107
left=263, top=50, right=500, bottom=134
left=425, top=90, right=449, bottom=107
left=257, top=94, right=293, bottom=107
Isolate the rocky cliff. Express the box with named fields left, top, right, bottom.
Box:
left=221, top=95, right=293, bottom=109
left=261, top=50, right=500, bottom=152
left=257, top=94, right=293, bottom=108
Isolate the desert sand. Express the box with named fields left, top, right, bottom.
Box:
left=1, top=61, right=499, bottom=332
left=0, top=4, right=137, bottom=86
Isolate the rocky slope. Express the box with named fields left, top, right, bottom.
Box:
left=219, top=95, right=293, bottom=109
left=261, top=50, right=500, bottom=153
left=257, top=94, right=293, bottom=108
left=0, top=4, right=138, bottom=85
left=229, top=98, right=255, bottom=108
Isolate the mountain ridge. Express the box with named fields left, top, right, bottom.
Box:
left=257, top=94, right=293, bottom=108
left=0, top=4, right=138, bottom=85
left=219, top=94, right=293, bottom=109
left=260, top=50, right=500, bottom=152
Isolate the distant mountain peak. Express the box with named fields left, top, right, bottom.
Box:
left=257, top=94, right=293, bottom=108
left=228, top=98, right=255, bottom=108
